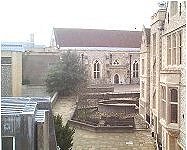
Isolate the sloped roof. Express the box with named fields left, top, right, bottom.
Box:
left=54, top=28, right=142, bottom=48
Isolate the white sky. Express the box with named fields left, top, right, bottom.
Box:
left=0, top=0, right=160, bottom=46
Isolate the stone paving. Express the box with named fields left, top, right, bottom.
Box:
left=52, top=96, right=156, bottom=150
left=52, top=96, right=77, bottom=125
left=113, top=84, right=140, bottom=93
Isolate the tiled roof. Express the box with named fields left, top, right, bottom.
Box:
left=54, top=28, right=142, bottom=48
left=59, top=47, right=140, bottom=51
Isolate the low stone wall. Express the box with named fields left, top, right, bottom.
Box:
left=68, top=119, right=134, bottom=133
left=108, top=93, right=140, bottom=98
left=86, top=86, right=114, bottom=93
left=22, top=85, right=49, bottom=97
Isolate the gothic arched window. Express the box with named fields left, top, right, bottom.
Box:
left=114, top=74, right=119, bottom=84
left=94, top=60, right=100, bottom=79
left=133, top=60, right=139, bottom=77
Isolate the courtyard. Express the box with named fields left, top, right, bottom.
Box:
left=52, top=93, right=156, bottom=150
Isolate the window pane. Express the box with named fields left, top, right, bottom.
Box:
left=161, top=86, right=166, bottom=99
left=179, top=31, right=182, bottom=64
left=172, top=48, right=176, bottom=64
left=136, top=63, right=138, bottom=70
left=172, top=34, right=176, bottom=47
left=94, top=63, right=96, bottom=71
left=133, top=63, right=135, bottom=71
left=171, top=104, right=178, bottom=123
left=167, top=49, right=171, bottom=65
left=97, top=63, right=100, bottom=71
left=167, top=36, right=171, bottom=48
left=171, top=89, right=178, bottom=102
left=97, top=72, right=100, bottom=78
left=136, top=71, right=138, bottom=78
left=162, top=101, right=166, bottom=119
left=94, top=72, right=96, bottom=79
left=133, top=72, right=135, bottom=77
left=1, top=57, right=12, bottom=64
left=2, top=137, right=13, bottom=150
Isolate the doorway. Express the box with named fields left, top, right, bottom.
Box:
left=114, top=74, right=119, bottom=84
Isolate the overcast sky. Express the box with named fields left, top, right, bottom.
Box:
left=0, top=0, right=160, bottom=46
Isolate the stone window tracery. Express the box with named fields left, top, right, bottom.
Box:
left=94, top=60, right=100, bottom=79
left=113, top=59, right=119, bottom=65
left=133, top=60, right=138, bottom=78
left=170, top=88, right=178, bottom=123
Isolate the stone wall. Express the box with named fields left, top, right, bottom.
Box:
left=22, top=85, right=49, bottom=97
left=22, top=52, right=59, bottom=85
left=1, top=51, right=22, bottom=96
left=1, top=65, right=12, bottom=96
left=1, top=114, right=35, bottom=150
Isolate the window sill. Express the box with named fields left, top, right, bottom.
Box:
left=166, top=123, right=180, bottom=136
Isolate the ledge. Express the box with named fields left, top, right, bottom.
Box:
left=68, top=119, right=135, bottom=133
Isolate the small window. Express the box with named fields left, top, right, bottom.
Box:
left=167, top=35, right=172, bottom=65
left=142, top=59, right=144, bottom=75
left=113, top=59, right=119, bottom=65
left=133, top=61, right=138, bottom=78
left=170, top=88, right=178, bottom=123
left=161, top=86, right=166, bottom=100
left=93, top=60, right=100, bottom=79
left=172, top=34, right=177, bottom=65
left=171, top=89, right=178, bottom=102
left=109, top=54, right=112, bottom=64
left=114, top=74, right=119, bottom=84
left=179, top=3, right=182, bottom=15
left=2, top=136, right=15, bottom=150
left=1, top=57, right=12, bottom=64
left=178, top=31, right=182, bottom=64
left=81, top=53, right=84, bottom=63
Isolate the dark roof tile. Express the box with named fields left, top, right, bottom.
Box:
left=54, top=28, right=142, bottom=48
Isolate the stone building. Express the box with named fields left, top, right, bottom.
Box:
left=140, top=1, right=186, bottom=149
left=1, top=28, right=142, bottom=97
left=52, top=28, right=142, bottom=86
left=1, top=51, right=22, bottom=96
left=139, top=26, right=151, bottom=124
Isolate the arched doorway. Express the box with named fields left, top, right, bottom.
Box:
left=114, top=74, right=119, bottom=84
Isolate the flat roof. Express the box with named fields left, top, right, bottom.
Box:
left=1, top=97, right=50, bottom=115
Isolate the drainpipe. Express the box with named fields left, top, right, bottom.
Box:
left=129, top=54, right=132, bottom=84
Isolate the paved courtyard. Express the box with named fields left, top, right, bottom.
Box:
left=113, top=84, right=140, bottom=93
left=52, top=95, right=155, bottom=150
